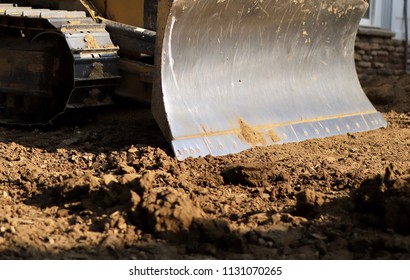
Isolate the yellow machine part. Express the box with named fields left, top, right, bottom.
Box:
left=57, top=0, right=145, bottom=27
left=93, top=0, right=144, bottom=27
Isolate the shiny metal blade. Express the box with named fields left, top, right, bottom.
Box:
left=153, top=0, right=387, bottom=160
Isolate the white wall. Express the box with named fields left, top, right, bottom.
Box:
left=360, top=0, right=383, bottom=27
left=391, top=0, right=410, bottom=40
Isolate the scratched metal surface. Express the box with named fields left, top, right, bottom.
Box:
left=156, top=0, right=387, bottom=160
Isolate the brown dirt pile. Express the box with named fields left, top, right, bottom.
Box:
left=0, top=75, right=409, bottom=259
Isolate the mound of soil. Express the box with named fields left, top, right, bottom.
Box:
left=0, top=75, right=409, bottom=260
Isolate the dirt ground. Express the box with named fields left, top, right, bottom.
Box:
left=0, top=75, right=409, bottom=260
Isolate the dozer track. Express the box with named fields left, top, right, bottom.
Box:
left=0, top=3, right=120, bottom=125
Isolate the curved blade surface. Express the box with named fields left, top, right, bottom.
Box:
left=154, top=0, right=386, bottom=160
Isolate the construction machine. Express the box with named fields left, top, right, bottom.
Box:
left=0, top=0, right=387, bottom=160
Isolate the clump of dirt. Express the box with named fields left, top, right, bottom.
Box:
left=238, top=119, right=266, bottom=146
left=57, top=174, right=101, bottom=201
left=84, top=34, right=100, bottom=49
left=221, top=163, right=289, bottom=188
left=295, top=188, right=325, bottom=218
left=268, top=130, right=281, bottom=143
left=136, top=171, right=205, bottom=237
left=355, top=165, right=410, bottom=234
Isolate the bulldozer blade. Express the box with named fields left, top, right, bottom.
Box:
left=152, top=0, right=387, bottom=160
